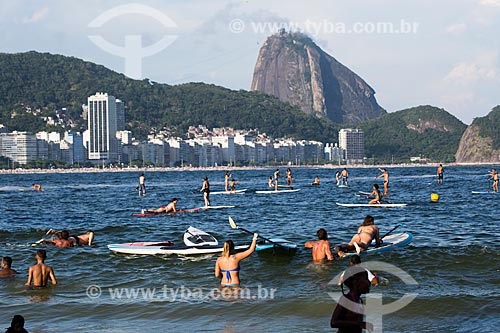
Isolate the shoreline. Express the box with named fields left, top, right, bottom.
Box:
left=0, top=162, right=497, bottom=175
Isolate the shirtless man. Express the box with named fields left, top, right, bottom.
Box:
left=304, top=228, right=334, bottom=262
left=70, top=230, right=95, bottom=246
left=138, top=173, right=146, bottom=196
left=0, top=256, right=18, bottom=277
left=437, top=164, right=444, bottom=185
left=144, top=198, right=178, bottom=214
left=341, top=168, right=349, bottom=186
left=229, top=179, right=238, bottom=193
left=367, top=183, right=383, bottom=205
left=489, top=168, right=498, bottom=192
left=312, top=176, right=320, bottom=185
left=376, top=168, right=389, bottom=195
left=25, top=249, right=57, bottom=287
left=335, top=215, right=381, bottom=256
left=44, top=230, right=73, bottom=247
left=32, top=183, right=42, bottom=191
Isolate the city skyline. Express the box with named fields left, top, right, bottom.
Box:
left=1, top=1, right=499, bottom=125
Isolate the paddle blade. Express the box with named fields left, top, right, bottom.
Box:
left=228, top=216, right=238, bottom=229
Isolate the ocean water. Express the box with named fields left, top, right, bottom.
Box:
left=0, top=166, right=498, bottom=333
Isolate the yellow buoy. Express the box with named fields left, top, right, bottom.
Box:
left=431, top=193, right=439, bottom=202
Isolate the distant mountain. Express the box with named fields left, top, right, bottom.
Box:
left=455, top=106, right=500, bottom=163
left=251, top=31, right=386, bottom=125
left=360, top=105, right=467, bottom=163
left=0, top=51, right=339, bottom=142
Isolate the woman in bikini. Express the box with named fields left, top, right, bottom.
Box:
left=335, top=215, right=382, bottom=256
left=215, top=233, right=258, bottom=287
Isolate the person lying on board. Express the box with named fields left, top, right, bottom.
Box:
left=334, top=215, right=382, bottom=257
left=143, top=198, right=178, bottom=214
left=44, top=229, right=95, bottom=246
left=367, top=183, right=383, bottom=205
left=304, top=228, right=334, bottom=262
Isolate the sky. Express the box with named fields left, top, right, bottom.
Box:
left=1, top=0, right=499, bottom=125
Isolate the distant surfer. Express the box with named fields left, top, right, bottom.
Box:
left=312, top=176, right=320, bottom=186
left=138, top=173, right=146, bottom=196
left=489, top=168, right=498, bottom=192
left=25, top=249, right=57, bottom=287
left=335, top=171, right=341, bottom=185
left=144, top=198, right=178, bottom=214
left=330, top=267, right=372, bottom=332
left=341, top=168, right=349, bottom=186
left=367, top=183, right=383, bottom=205
left=334, top=215, right=381, bottom=257
left=273, top=169, right=282, bottom=191
left=304, top=228, right=334, bottom=262
left=437, top=164, right=444, bottom=185
left=376, top=168, right=389, bottom=195
left=201, top=176, right=211, bottom=207
left=286, top=168, right=293, bottom=188
left=0, top=256, right=18, bottom=277
left=32, top=183, right=42, bottom=191
left=224, top=171, right=231, bottom=192
left=215, top=233, right=258, bottom=287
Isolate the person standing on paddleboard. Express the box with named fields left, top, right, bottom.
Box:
left=489, top=168, right=498, bottom=192
left=138, top=173, right=146, bottom=196
left=304, top=228, right=334, bottom=262
left=224, top=171, right=231, bottom=192
left=376, top=168, right=389, bottom=196
left=437, top=164, right=444, bottom=185
left=341, top=168, right=349, bottom=186
left=273, top=169, right=282, bottom=191
left=201, top=176, right=211, bottom=207
left=286, top=168, right=293, bottom=188
left=215, top=234, right=258, bottom=287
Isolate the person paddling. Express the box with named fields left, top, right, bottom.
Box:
left=143, top=198, right=178, bottom=214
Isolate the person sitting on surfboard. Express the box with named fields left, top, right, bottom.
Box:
left=268, top=175, right=274, bottom=188
left=335, top=215, right=381, bottom=257
left=367, top=184, right=383, bottom=205
left=335, top=171, right=341, bottom=185
left=229, top=178, right=238, bottom=193
left=304, top=228, right=334, bottom=262
left=144, top=198, right=178, bottom=214
left=215, top=233, right=258, bottom=287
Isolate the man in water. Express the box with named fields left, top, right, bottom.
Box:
left=25, top=249, right=57, bottom=287
left=0, top=256, right=18, bottom=277
left=304, top=228, right=334, bottom=262
left=437, top=164, right=444, bottom=185
left=43, top=230, right=73, bottom=247
left=32, top=183, right=42, bottom=191
left=313, top=176, right=320, bottom=185
left=201, top=176, right=210, bottom=207
left=144, top=198, right=178, bottom=214
left=45, top=229, right=95, bottom=246
left=376, top=168, right=389, bottom=195
left=489, top=168, right=498, bottom=192
left=341, top=168, right=349, bottom=186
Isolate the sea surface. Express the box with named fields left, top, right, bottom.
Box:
left=0, top=166, right=498, bottom=332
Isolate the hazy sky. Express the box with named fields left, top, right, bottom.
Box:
left=1, top=0, right=499, bottom=124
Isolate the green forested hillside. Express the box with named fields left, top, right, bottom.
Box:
left=472, top=105, right=500, bottom=149
left=360, top=105, right=467, bottom=163
left=0, top=51, right=339, bottom=141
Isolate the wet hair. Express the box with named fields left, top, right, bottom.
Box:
left=373, top=183, right=379, bottom=190
left=317, top=228, right=328, bottom=240
left=170, top=198, right=178, bottom=203
left=204, top=176, right=208, bottom=180
left=362, top=215, right=375, bottom=226
left=36, top=249, right=47, bottom=260
left=222, top=240, right=235, bottom=257
left=349, top=254, right=361, bottom=265
left=60, top=230, right=70, bottom=239
left=342, top=266, right=369, bottom=291
left=10, top=315, right=25, bottom=329
left=3, top=256, right=13, bottom=268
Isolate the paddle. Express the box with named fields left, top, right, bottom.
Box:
left=228, top=216, right=286, bottom=249
left=31, top=228, right=57, bottom=246
left=380, top=223, right=403, bottom=240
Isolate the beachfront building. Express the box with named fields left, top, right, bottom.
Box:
left=86, top=92, right=119, bottom=163
left=0, top=131, right=37, bottom=165
left=212, top=135, right=235, bottom=165
left=339, top=128, right=364, bottom=164
left=325, top=143, right=344, bottom=164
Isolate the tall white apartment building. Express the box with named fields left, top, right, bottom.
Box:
left=0, top=131, right=37, bottom=165
left=339, top=128, right=364, bottom=163
left=87, top=92, right=118, bottom=162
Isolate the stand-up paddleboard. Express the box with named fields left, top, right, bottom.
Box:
left=471, top=191, right=498, bottom=194
left=358, top=191, right=372, bottom=195
left=341, top=232, right=413, bottom=258
left=200, top=205, right=236, bottom=209
left=255, top=238, right=298, bottom=254
left=277, top=184, right=293, bottom=188
left=131, top=207, right=202, bottom=217
left=210, top=189, right=247, bottom=195
left=183, top=226, right=218, bottom=246
left=336, top=202, right=407, bottom=208
left=338, top=184, right=348, bottom=188
left=255, top=189, right=300, bottom=194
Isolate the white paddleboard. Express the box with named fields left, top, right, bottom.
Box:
left=107, top=243, right=250, bottom=255
left=210, top=189, right=247, bottom=195
left=342, top=232, right=413, bottom=257
left=471, top=191, right=498, bottom=194
left=336, top=202, right=407, bottom=208
left=183, top=226, right=218, bottom=246
left=255, top=189, right=300, bottom=194
left=201, top=205, right=236, bottom=209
